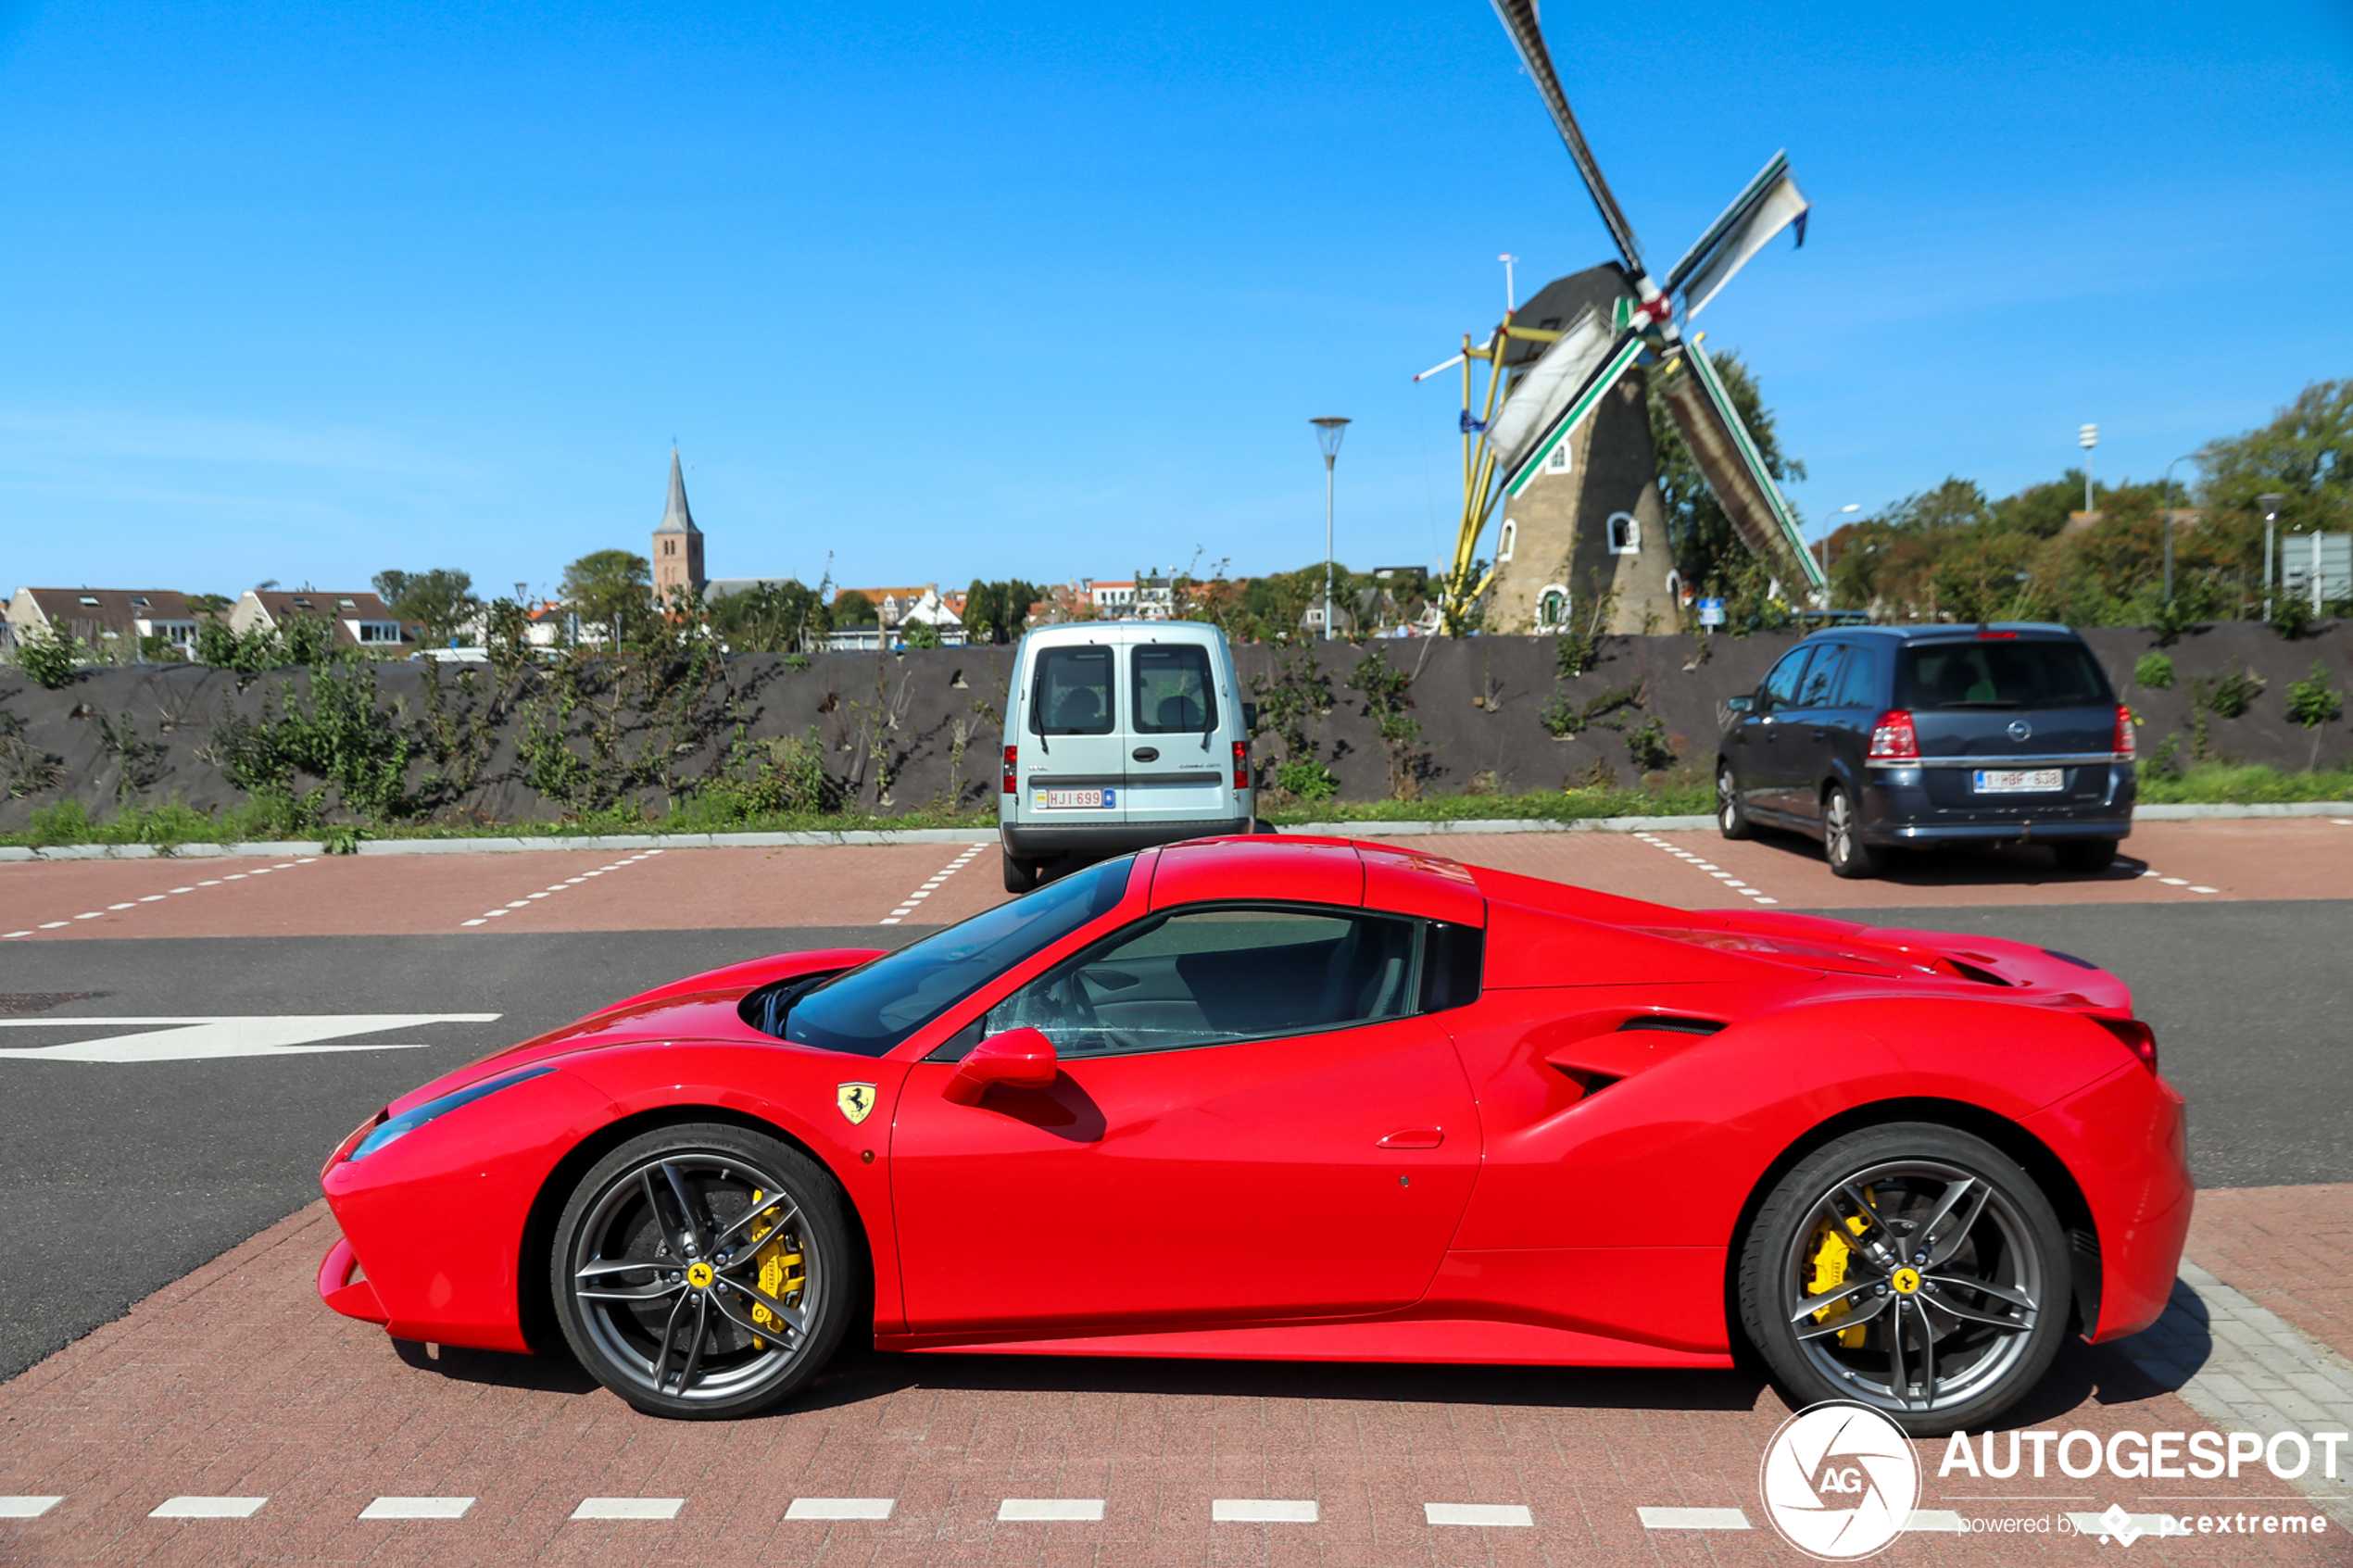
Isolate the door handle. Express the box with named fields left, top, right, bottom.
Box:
left=1131, top=746, right=1159, bottom=762
left=1378, top=1127, right=1443, bottom=1149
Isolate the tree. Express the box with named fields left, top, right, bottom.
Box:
left=1647, top=350, right=1806, bottom=589
left=832, top=590, right=877, bottom=626
left=560, top=551, right=653, bottom=638
left=709, top=580, right=825, bottom=653
left=962, top=579, right=1043, bottom=643
left=183, top=592, right=233, bottom=618
left=372, top=568, right=481, bottom=649
left=2285, top=662, right=2345, bottom=770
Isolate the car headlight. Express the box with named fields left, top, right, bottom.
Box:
left=347, top=1065, right=555, bottom=1161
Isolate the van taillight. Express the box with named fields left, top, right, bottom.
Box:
left=2093, top=1016, right=2158, bottom=1073
left=1232, top=740, right=1249, bottom=790
left=1866, top=709, right=1919, bottom=761
left=1002, top=746, right=1017, bottom=795
left=2114, top=705, right=2136, bottom=758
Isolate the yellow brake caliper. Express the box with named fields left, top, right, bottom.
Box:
left=1808, top=1205, right=1872, bottom=1350
left=746, top=1189, right=805, bottom=1350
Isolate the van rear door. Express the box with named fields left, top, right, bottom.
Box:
left=1121, top=634, right=1233, bottom=830
left=1023, top=638, right=1128, bottom=825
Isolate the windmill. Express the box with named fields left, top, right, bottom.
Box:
left=1421, top=0, right=1821, bottom=634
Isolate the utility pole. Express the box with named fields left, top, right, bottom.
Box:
left=2078, top=424, right=2098, bottom=516
left=1311, top=419, right=1353, bottom=640
left=1498, top=253, right=1518, bottom=312
left=2259, top=493, right=2286, bottom=619
left=2159, top=454, right=2199, bottom=606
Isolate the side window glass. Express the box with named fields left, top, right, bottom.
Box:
left=1760, top=647, right=1814, bottom=710
left=1795, top=646, right=1845, bottom=709
left=984, top=907, right=1422, bottom=1059
left=1031, top=646, right=1114, bottom=734
left=1131, top=645, right=1217, bottom=734
left=1833, top=646, right=1880, bottom=709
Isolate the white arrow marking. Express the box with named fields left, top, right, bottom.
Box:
left=0, top=1014, right=503, bottom=1063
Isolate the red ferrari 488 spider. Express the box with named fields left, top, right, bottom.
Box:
left=319, top=836, right=2189, bottom=1435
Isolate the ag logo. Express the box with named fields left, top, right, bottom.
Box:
left=836, top=1082, right=877, bottom=1125
left=1758, top=1400, right=1920, bottom=1561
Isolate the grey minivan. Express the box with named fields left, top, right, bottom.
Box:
left=1714, top=623, right=2136, bottom=878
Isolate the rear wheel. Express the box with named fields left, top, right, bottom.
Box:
left=552, top=1123, right=854, bottom=1420
left=1823, top=784, right=1881, bottom=878
left=1717, top=762, right=1754, bottom=840
left=1002, top=849, right=1040, bottom=894
left=1738, top=1122, right=2070, bottom=1437
left=2053, top=839, right=2119, bottom=873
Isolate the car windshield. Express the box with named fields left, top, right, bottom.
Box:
left=1895, top=640, right=2112, bottom=711
left=781, top=857, right=1135, bottom=1057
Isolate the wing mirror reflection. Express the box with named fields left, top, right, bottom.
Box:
left=1727, top=695, right=1755, bottom=713
left=944, top=1026, right=1059, bottom=1105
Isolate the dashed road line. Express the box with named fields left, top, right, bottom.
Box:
left=460, top=849, right=663, bottom=927
left=784, top=1498, right=895, bottom=1520
left=4, top=861, right=317, bottom=939
left=1213, top=1499, right=1319, bottom=1523
left=0, top=1498, right=62, bottom=1518
left=359, top=1497, right=473, bottom=1520
left=150, top=1496, right=267, bottom=1519
left=1638, top=1506, right=1750, bottom=1530
left=998, top=1499, right=1105, bottom=1521
left=2138, top=867, right=2221, bottom=896
left=878, top=843, right=987, bottom=925
left=1425, top=1502, right=1533, bottom=1526
left=1632, top=832, right=1779, bottom=905
left=571, top=1498, right=683, bottom=1520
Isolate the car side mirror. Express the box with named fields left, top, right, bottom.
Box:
left=1727, top=695, right=1755, bottom=713
left=944, top=1026, right=1059, bottom=1105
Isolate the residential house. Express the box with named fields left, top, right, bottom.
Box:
left=230, top=590, right=417, bottom=651
left=5, top=588, right=202, bottom=659
left=828, top=583, right=966, bottom=649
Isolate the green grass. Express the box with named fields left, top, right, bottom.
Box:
left=2136, top=762, right=2353, bottom=805
left=1262, top=777, right=1716, bottom=825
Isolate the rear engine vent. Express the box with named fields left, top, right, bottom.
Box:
left=1617, top=1015, right=1728, bottom=1036
left=2044, top=948, right=2101, bottom=971
left=1944, top=960, right=2011, bottom=986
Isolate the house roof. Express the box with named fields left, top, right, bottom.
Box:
left=11, top=588, right=197, bottom=627
left=247, top=589, right=400, bottom=621
left=655, top=449, right=699, bottom=535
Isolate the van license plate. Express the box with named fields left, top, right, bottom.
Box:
left=1035, top=787, right=1114, bottom=809
left=1973, top=769, right=2063, bottom=794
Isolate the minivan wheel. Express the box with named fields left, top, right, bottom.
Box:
left=1824, top=784, right=1881, bottom=878
left=1001, top=849, right=1040, bottom=895
left=2052, top=839, right=2119, bottom=873
left=1717, top=762, right=1754, bottom=840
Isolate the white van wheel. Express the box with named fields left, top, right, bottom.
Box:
left=1001, top=849, right=1040, bottom=895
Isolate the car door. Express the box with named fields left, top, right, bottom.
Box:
left=1779, top=643, right=1848, bottom=826
left=889, top=904, right=1480, bottom=1333
left=1818, top=640, right=1883, bottom=802
left=1121, top=635, right=1231, bottom=828
left=1730, top=645, right=1816, bottom=819
left=1023, top=638, right=1127, bottom=825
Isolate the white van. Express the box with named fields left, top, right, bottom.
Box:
left=999, top=621, right=1256, bottom=892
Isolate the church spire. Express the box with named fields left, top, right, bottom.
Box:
left=656, top=448, right=699, bottom=535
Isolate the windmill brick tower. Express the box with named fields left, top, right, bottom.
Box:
left=652, top=449, right=705, bottom=606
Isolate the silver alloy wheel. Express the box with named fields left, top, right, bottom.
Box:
left=567, top=1153, right=820, bottom=1406
left=1826, top=788, right=1856, bottom=866
left=1781, top=1159, right=2044, bottom=1415
left=1718, top=766, right=1740, bottom=830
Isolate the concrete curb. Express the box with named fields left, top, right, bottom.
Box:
left=3, top=800, right=2346, bottom=860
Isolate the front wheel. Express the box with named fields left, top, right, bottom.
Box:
left=552, top=1123, right=855, bottom=1419
left=1737, top=1122, right=2071, bottom=1437
left=1717, top=761, right=1755, bottom=840
left=1823, top=784, right=1881, bottom=878
left=1002, top=848, right=1040, bottom=894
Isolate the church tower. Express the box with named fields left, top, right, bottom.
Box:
left=652, top=449, right=705, bottom=605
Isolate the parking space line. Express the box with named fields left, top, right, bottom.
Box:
left=1632, top=833, right=1778, bottom=905
left=784, top=1498, right=895, bottom=1520
left=571, top=1498, right=683, bottom=1520
left=1424, top=1502, right=1533, bottom=1526
left=460, top=850, right=663, bottom=928
left=0, top=1498, right=62, bottom=1518
left=1637, top=1506, right=1751, bottom=1530
left=4, top=860, right=319, bottom=938
left=1212, top=1499, right=1319, bottom=1522
left=150, top=1497, right=267, bottom=1519
left=359, top=1497, right=473, bottom=1519
left=998, top=1499, right=1105, bottom=1521
left=878, top=844, right=987, bottom=925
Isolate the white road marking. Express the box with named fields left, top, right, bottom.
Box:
left=879, top=845, right=987, bottom=925
left=0, top=1013, right=500, bottom=1063
left=998, top=1499, right=1105, bottom=1521
left=0, top=1498, right=62, bottom=1518
left=1906, top=1510, right=1965, bottom=1531
left=1632, top=834, right=1779, bottom=906
left=1637, top=1506, right=1750, bottom=1530
left=572, top=1497, right=683, bottom=1520
left=785, top=1498, right=895, bottom=1520
left=4, top=859, right=319, bottom=937
left=462, top=850, right=661, bottom=928
left=360, top=1497, right=474, bottom=1519
left=150, top=1497, right=267, bottom=1518
left=1424, top=1502, right=1532, bottom=1526
left=1212, top=1499, right=1318, bottom=1523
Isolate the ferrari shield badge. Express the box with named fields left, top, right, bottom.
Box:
left=836, top=1082, right=877, bottom=1125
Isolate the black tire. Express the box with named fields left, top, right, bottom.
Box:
left=1716, top=761, right=1755, bottom=840
left=1738, top=1122, right=2071, bottom=1437
left=1002, top=848, right=1040, bottom=895
left=552, top=1123, right=855, bottom=1420
left=2053, top=838, right=2119, bottom=873
left=1823, top=784, right=1881, bottom=879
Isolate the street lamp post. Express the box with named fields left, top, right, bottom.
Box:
left=2159, top=454, right=2200, bottom=605
left=1311, top=418, right=1352, bottom=640
left=2079, top=424, right=2098, bottom=516
left=1819, top=503, right=1859, bottom=602
left=2259, top=492, right=2286, bottom=620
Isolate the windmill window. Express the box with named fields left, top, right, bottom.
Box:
left=1535, top=585, right=1570, bottom=631
left=1607, top=512, right=1641, bottom=554
left=1544, top=442, right=1572, bottom=475
left=1498, top=519, right=1518, bottom=563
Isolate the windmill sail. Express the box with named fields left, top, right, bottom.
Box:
left=1486, top=307, right=1611, bottom=475
left=1502, top=329, right=1647, bottom=498
left=1655, top=341, right=1826, bottom=589
left=1488, top=0, right=1645, bottom=274
left=1666, top=153, right=1811, bottom=320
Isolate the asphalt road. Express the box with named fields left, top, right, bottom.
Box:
left=0, top=900, right=2343, bottom=1384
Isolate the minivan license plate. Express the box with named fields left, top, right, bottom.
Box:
left=1973, top=768, right=2063, bottom=794
left=1035, top=787, right=1114, bottom=809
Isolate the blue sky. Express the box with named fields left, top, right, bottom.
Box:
left=2, top=1, right=2347, bottom=600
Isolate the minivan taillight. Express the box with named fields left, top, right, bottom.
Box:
left=2114, top=704, right=2136, bottom=759
left=2093, top=1015, right=2158, bottom=1073
left=1866, top=709, right=1919, bottom=761
left=1002, top=745, right=1017, bottom=795
left=1232, top=739, right=1249, bottom=791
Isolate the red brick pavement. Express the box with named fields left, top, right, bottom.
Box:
left=2187, top=1185, right=2353, bottom=1367
left=0, top=1201, right=2343, bottom=1565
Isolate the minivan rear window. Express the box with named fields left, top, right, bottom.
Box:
left=1031, top=646, right=1114, bottom=734
left=1132, top=645, right=1217, bottom=734
left=1896, top=640, right=2112, bottom=710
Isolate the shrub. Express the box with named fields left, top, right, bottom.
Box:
left=2285, top=662, right=2346, bottom=770
left=1275, top=758, right=1340, bottom=802
left=2133, top=652, right=2174, bottom=690
left=1625, top=716, right=1677, bottom=773
left=14, top=627, right=80, bottom=689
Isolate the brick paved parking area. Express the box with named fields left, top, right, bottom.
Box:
left=3, top=1202, right=2349, bottom=1566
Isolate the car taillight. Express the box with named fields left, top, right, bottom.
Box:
left=2093, top=1015, right=2158, bottom=1073
left=1866, top=709, right=1919, bottom=761
left=2114, top=704, right=2136, bottom=758
left=1232, top=739, right=1249, bottom=790
left=1001, top=745, right=1017, bottom=795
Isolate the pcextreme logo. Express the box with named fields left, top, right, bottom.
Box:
left=1759, top=1401, right=1922, bottom=1562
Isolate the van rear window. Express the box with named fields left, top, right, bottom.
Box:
left=1031, top=646, right=1114, bottom=734
left=1896, top=641, right=2112, bottom=710
left=1132, top=645, right=1217, bottom=734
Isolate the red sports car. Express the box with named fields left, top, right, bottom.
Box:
left=318, top=836, right=2190, bottom=1435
